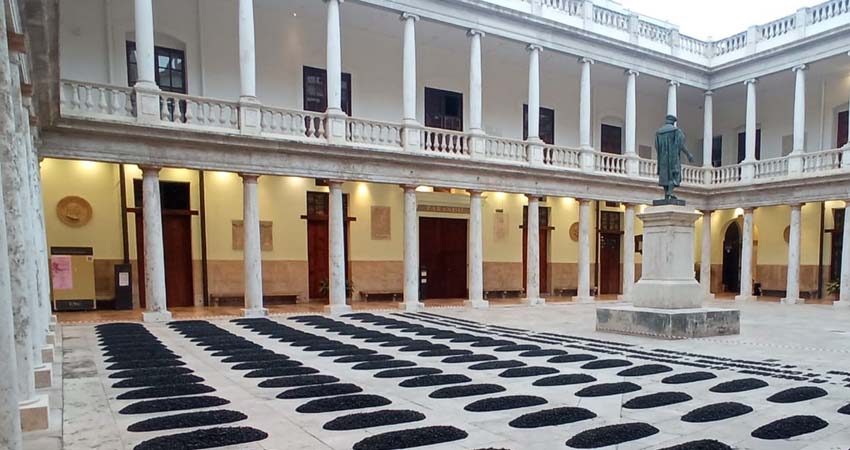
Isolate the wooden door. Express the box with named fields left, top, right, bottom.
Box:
left=599, top=233, right=621, bottom=295
left=419, top=217, right=468, bottom=299
left=522, top=206, right=549, bottom=293
left=711, top=136, right=723, bottom=167
left=722, top=222, right=741, bottom=293
left=838, top=111, right=848, bottom=148
left=601, top=124, right=623, bottom=154
left=305, top=191, right=350, bottom=299
left=737, top=129, right=762, bottom=163
left=830, top=208, right=845, bottom=284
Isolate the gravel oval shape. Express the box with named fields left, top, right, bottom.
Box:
left=709, top=378, right=768, bottom=393
left=351, top=426, right=468, bottom=450
left=766, top=386, right=828, bottom=404
left=623, top=392, right=693, bottom=409
left=257, top=375, right=340, bottom=388
left=105, top=352, right=179, bottom=363
left=230, top=359, right=303, bottom=371
left=323, top=409, right=426, bottom=431
left=334, top=354, right=394, bottom=363
left=662, top=371, right=717, bottom=385
left=295, top=394, right=392, bottom=413
left=494, top=344, right=541, bottom=353
left=106, top=359, right=186, bottom=371
left=399, top=374, right=471, bottom=388
left=112, top=374, right=205, bottom=389
left=127, top=410, right=247, bottom=432
left=464, top=395, right=548, bottom=412
left=209, top=347, right=265, bottom=357
left=117, top=383, right=216, bottom=400
left=519, top=349, right=568, bottom=357
left=442, top=354, right=498, bottom=364
left=548, top=354, right=598, bottom=364
left=132, top=426, right=268, bottom=450
left=418, top=349, right=473, bottom=358
left=109, top=366, right=194, bottom=379
left=470, top=339, right=516, bottom=348
left=499, top=366, right=559, bottom=378
left=319, top=348, right=377, bottom=357
left=581, top=359, right=633, bottom=370
left=618, top=364, right=673, bottom=377
left=222, top=353, right=290, bottom=363
left=374, top=368, right=443, bottom=379
left=751, top=415, right=828, bottom=440
left=533, top=374, right=597, bottom=386
left=658, top=440, right=734, bottom=450
left=839, top=404, right=850, bottom=415
left=509, top=407, right=597, bottom=429
left=565, top=422, right=659, bottom=448
left=575, top=382, right=641, bottom=398
left=398, top=343, right=449, bottom=353
left=469, top=360, right=526, bottom=371
left=244, top=366, right=319, bottom=378
left=681, top=402, right=754, bottom=423
left=352, top=360, right=416, bottom=370
left=429, top=384, right=507, bottom=399
left=119, top=395, right=230, bottom=415
left=277, top=383, right=363, bottom=399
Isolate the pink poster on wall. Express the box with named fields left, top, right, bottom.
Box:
left=51, top=255, right=73, bottom=290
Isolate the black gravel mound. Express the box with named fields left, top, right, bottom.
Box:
left=319, top=348, right=377, bottom=357
left=221, top=353, right=289, bottom=363
left=565, top=422, right=659, bottom=448
left=127, top=410, right=247, bottom=432
left=581, top=359, right=633, bottom=370
left=296, top=394, right=392, bottom=413
left=119, top=395, right=230, bottom=415
left=766, top=386, right=828, bottom=403
left=751, top=415, right=828, bottom=440
left=133, top=426, right=268, bottom=450
left=374, top=368, right=443, bottom=379
left=324, top=409, right=426, bottom=431
left=109, top=366, right=194, bottom=379
left=352, top=360, right=416, bottom=370
left=709, top=378, right=768, bottom=393
left=450, top=334, right=487, bottom=343
left=379, top=340, right=416, bottom=348
left=623, top=392, right=693, bottom=409
left=509, top=407, right=597, bottom=428
left=117, top=384, right=216, bottom=400
left=106, top=359, right=186, bottom=371
left=658, top=440, right=733, bottom=450
left=399, top=343, right=449, bottom=353
left=548, top=354, right=597, bottom=364
left=351, top=426, right=468, bottom=450
left=662, top=371, right=717, bottom=384
left=303, top=343, right=358, bottom=352
left=430, top=384, right=507, bottom=399
left=244, top=366, right=319, bottom=378
left=209, top=347, right=265, bottom=357
left=418, top=349, right=473, bottom=358
left=575, top=382, right=641, bottom=397
left=105, top=352, right=179, bottom=362
left=494, top=344, right=541, bottom=352
left=681, top=402, right=754, bottom=423
left=230, top=359, right=303, bottom=371
left=533, top=374, right=597, bottom=386
left=618, top=364, right=673, bottom=377
left=277, top=383, right=363, bottom=399
left=334, top=354, right=394, bottom=363
left=464, top=395, right=548, bottom=412
left=399, top=374, right=471, bottom=388
left=839, top=404, right=850, bottom=415
left=442, top=354, right=497, bottom=364
left=469, top=360, right=526, bottom=370
left=471, top=339, right=516, bottom=348
left=519, top=349, right=568, bottom=357
left=499, top=366, right=559, bottom=378
left=257, top=375, right=340, bottom=388
left=112, top=374, right=205, bottom=389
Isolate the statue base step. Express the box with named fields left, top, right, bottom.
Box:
left=652, top=198, right=686, bottom=206
left=596, top=305, right=740, bottom=339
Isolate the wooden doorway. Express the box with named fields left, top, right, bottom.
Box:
left=133, top=180, right=195, bottom=308
left=722, top=222, right=742, bottom=293
left=419, top=217, right=467, bottom=299
left=522, top=205, right=550, bottom=294
left=737, top=129, right=762, bottom=163
left=830, top=208, right=845, bottom=284
left=305, top=191, right=350, bottom=300
left=598, top=211, right=622, bottom=295
left=601, top=124, right=623, bottom=154
left=838, top=110, right=848, bottom=148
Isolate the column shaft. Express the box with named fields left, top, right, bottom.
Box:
left=792, top=66, right=806, bottom=152
left=573, top=199, right=594, bottom=302
left=526, top=46, right=541, bottom=141
left=467, top=191, right=486, bottom=307
left=736, top=209, right=755, bottom=301
left=579, top=59, right=592, bottom=149
left=402, top=186, right=422, bottom=310
left=702, top=92, right=713, bottom=168
left=468, top=31, right=483, bottom=132
left=700, top=211, right=713, bottom=299
left=624, top=70, right=637, bottom=155
left=401, top=14, right=417, bottom=123
left=141, top=167, right=171, bottom=322
left=621, top=204, right=635, bottom=300
left=326, top=181, right=350, bottom=314
left=238, top=0, right=256, bottom=100
left=133, top=0, right=156, bottom=88
left=242, top=175, right=265, bottom=316
left=667, top=81, right=678, bottom=117
left=839, top=201, right=850, bottom=306
left=745, top=80, right=758, bottom=161
left=782, top=204, right=803, bottom=304
left=524, top=196, right=541, bottom=304
left=325, top=0, right=343, bottom=114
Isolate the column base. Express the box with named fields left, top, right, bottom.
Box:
left=398, top=302, right=425, bottom=312
left=616, top=294, right=632, bottom=302
left=46, top=332, right=56, bottom=345
left=40, top=345, right=55, bottom=364
left=704, top=293, right=716, bottom=301
left=734, top=295, right=757, bottom=302
left=522, top=297, right=546, bottom=306
left=572, top=296, right=596, bottom=304
left=242, top=308, right=268, bottom=318
left=834, top=300, right=850, bottom=308
left=780, top=297, right=803, bottom=305
left=324, top=304, right=353, bottom=315
left=142, top=310, right=173, bottom=323
left=50, top=314, right=58, bottom=325
left=20, top=395, right=49, bottom=431
left=464, top=300, right=489, bottom=309
left=34, top=365, right=52, bottom=389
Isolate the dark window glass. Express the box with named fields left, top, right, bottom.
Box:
left=838, top=110, right=848, bottom=148
left=737, top=129, right=762, bottom=163
left=601, top=124, right=623, bottom=154
left=302, top=66, right=352, bottom=116
left=711, top=136, right=723, bottom=167
left=523, top=105, right=555, bottom=145
left=424, top=87, right=463, bottom=131
left=126, top=41, right=187, bottom=94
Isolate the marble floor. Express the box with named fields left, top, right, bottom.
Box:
left=49, top=300, right=850, bottom=450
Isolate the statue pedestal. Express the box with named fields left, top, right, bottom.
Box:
left=596, top=205, right=740, bottom=339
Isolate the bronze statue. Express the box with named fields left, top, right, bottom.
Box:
left=655, top=114, right=694, bottom=203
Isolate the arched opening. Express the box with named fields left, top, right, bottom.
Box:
left=722, top=222, right=741, bottom=293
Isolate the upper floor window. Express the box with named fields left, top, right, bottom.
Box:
left=838, top=110, right=848, bottom=148
left=737, top=129, right=761, bottom=163
left=424, top=87, right=463, bottom=131
left=126, top=41, right=187, bottom=94
left=711, top=136, right=723, bottom=167
left=601, top=124, right=623, bottom=154
left=523, top=105, right=555, bottom=145
left=303, top=66, right=352, bottom=116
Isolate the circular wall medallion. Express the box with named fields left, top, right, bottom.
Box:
left=569, top=222, right=580, bottom=242
left=57, top=196, right=92, bottom=228
left=783, top=226, right=790, bottom=244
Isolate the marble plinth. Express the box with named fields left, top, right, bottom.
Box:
left=142, top=310, right=173, bottom=323
left=398, top=302, right=425, bottom=311
left=463, top=300, right=489, bottom=309
left=596, top=305, right=740, bottom=339
left=40, top=345, right=54, bottom=364
left=522, top=297, right=546, bottom=306
left=20, top=395, right=49, bottom=431
left=34, top=365, right=52, bottom=389
left=242, top=308, right=268, bottom=318
left=324, top=304, right=353, bottom=315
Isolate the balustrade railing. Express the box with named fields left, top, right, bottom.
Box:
left=159, top=92, right=239, bottom=130
left=543, top=145, right=581, bottom=169
left=592, top=6, right=628, bottom=31
left=421, top=128, right=470, bottom=156
left=681, top=165, right=705, bottom=185
left=346, top=118, right=402, bottom=147
left=594, top=152, right=628, bottom=175
left=260, top=106, right=326, bottom=139
left=638, top=158, right=657, bottom=178
left=484, top=137, right=528, bottom=163
left=679, top=35, right=708, bottom=56
left=711, top=165, right=742, bottom=184
left=542, top=0, right=581, bottom=15
left=713, top=32, right=747, bottom=56
left=759, top=16, right=796, bottom=40
left=638, top=20, right=671, bottom=43
left=754, top=157, right=789, bottom=179
left=60, top=80, right=135, bottom=120
left=802, top=148, right=843, bottom=173
left=809, top=0, right=850, bottom=24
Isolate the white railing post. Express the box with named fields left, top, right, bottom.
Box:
left=624, top=69, right=639, bottom=176
left=746, top=25, right=759, bottom=54
left=703, top=90, right=714, bottom=184
left=795, top=7, right=809, bottom=38
left=628, top=14, right=640, bottom=44
left=670, top=28, right=681, bottom=57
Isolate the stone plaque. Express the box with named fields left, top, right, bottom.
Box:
left=783, top=226, right=790, bottom=243
left=57, top=196, right=93, bottom=228
left=569, top=222, right=580, bottom=242
left=417, top=204, right=470, bottom=215
left=232, top=220, right=274, bottom=251
left=371, top=206, right=391, bottom=240
left=494, top=211, right=508, bottom=242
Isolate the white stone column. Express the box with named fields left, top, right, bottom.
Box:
left=573, top=199, right=595, bottom=302
left=700, top=210, right=714, bottom=300
left=624, top=70, right=638, bottom=155
left=788, top=65, right=807, bottom=174
left=702, top=91, right=714, bottom=183
left=325, top=181, right=351, bottom=315
left=524, top=195, right=544, bottom=305
left=466, top=190, right=488, bottom=308
left=401, top=185, right=423, bottom=311
left=579, top=58, right=595, bottom=170
left=133, top=0, right=161, bottom=123
left=324, top=0, right=346, bottom=143
left=468, top=30, right=484, bottom=134
left=141, top=167, right=172, bottom=322
left=238, top=0, right=261, bottom=135
left=844, top=73, right=850, bottom=167
left=241, top=174, right=266, bottom=317
left=526, top=45, right=544, bottom=166
left=401, top=13, right=421, bottom=151
left=741, top=79, right=758, bottom=181
left=619, top=203, right=636, bottom=301
left=667, top=80, right=679, bottom=117
left=781, top=204, right=804, bottom=304
left=735, top=208, right=756, bottom=302
left=837, top=200, right=850, bottom=307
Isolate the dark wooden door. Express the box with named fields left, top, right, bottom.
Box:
left=723, top=222, right=741, bottom=293
left=830, top=208, right=845, bottom=284
left=599, top=233, right=621, bottom=295
left=523, top=105, right=555, bottom=145
left=737, top=129, right=762, bottom=163
left=711, top=136, right=723, bottom=167
left=305, top=192, right=350, bottom=299
left=601, top=124, right=622, bottom=154
left=424, top=87, right=463, bottom=131
left=419, top=217, right=467, bottom=299
left=838, top=111, right=848, bottom=148
left=522, top=206, right=550, bottom=293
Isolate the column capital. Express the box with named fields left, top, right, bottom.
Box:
left=668, top=80, right=680, bottom=87
left=788, top=203, right=805, bottom=209
left=525, top=193, right=541, bottom=201
left=239, top=173, right=260, bottom=183
left=467, top=189, right=483, bottom=197
left=625, top=69, right=639, bottom=77
left=400, top=184, right=418, bottom=192
left=704, top=90, right=714, bottom=97
left=579, top=57, right=595, bottom=65
left=792, top=64, right=808, bottom=72
left=527, top=43, right=542, bottom=53
left=467, top=29, right=485, bottom=38
left=744, top=78, right=758, bottom=86
left=577, top=198, right=592, bottom=205
left=400, top=12, right=419, bottom=21
left=139, top=165, right=161, bottom=174
left=700, top=209, right=714, bottom=215
left=326, top=179, right=345, bottom=188
left=743, top=207, right=756, bottom=213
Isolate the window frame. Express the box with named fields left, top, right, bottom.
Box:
left=302, top=66, right=352, bottom=116
left=125, top=41, right=187, bottom=94
left=523, top=104, right=555, bottom=145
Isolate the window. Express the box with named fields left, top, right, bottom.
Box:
left=737, top=129, right=761, bottom=163
left=601, top=124, right=623, bottom=154
left=303, top=66, right=352, bottom=116
left=424, top=87, right=463, bottom=131
left=126, top=41, right=187, bottom=94
left=711, top=136, right=723, bottom=167
left=523, top=105, right=555, bottom=145
left=839, top=110, right=848, bottom=148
